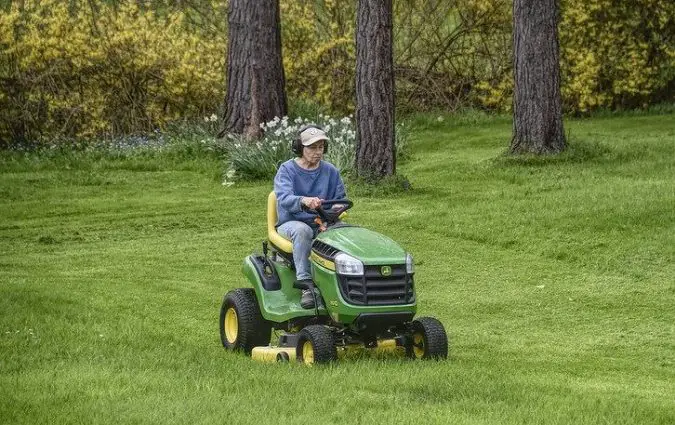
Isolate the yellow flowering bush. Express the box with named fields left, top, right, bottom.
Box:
left=467, top=0, right=674, bottom=112
left=280, top=0, right=356, bottom=113
left=0, top=0, right=226, bottom=143
left=560, top=0, right=674, bottom=112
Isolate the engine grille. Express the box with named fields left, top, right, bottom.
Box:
left=312, top=240, right=340, bottom=260
left=337, top=264, right=414, bottom=306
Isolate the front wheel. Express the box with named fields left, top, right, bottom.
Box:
left=406, top=317, right=448, bottom=360
left=219, top=288, right=271, bottom=354
left=296, top=325, right=337, bottom=365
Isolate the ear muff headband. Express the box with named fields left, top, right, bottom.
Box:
left=293, top=124, right=329, bottom=156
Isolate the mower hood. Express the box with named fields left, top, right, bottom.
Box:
left=315, top=226, right=407, bottom=265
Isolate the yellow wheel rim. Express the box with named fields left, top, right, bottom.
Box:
left=302, top=341, right=314, bottom=364
left=224, top=307, right=238, bottom=344
left=413, top=333, right=425, bottom=358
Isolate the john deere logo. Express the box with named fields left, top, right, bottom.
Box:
left=381, top=266, right=392, bottom=276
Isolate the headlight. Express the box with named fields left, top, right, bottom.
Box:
left=335, top=253, right=364, bottom=276
left=406, top=253, right=414, bottom=274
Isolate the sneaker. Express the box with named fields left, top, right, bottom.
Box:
left=300, top=288, right=324, bottom=309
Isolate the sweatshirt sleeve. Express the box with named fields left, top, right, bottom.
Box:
left=274, top=163, right=303, bottom=213
left=334, top=172, right=346, bottom=200
left=331, top=166, right=346, bottom=200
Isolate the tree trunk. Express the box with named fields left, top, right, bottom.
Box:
left=511, top=0, right=566, bottom=154
left=355, top=0, right=396, bottom=179
left=223, top=0, right=287, bottom=137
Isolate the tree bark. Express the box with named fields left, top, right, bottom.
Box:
left=511, top=0, right=566, bottom=154
left=355, top=0, right=396, bottom=179
left=223, top=0, right=287, bottom=137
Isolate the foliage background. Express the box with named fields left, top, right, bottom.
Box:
left=0, top=0, right=673, bottom=144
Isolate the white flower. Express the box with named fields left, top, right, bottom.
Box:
left=210, top=114, right=218, bottom=122
left=437, top=116, right=444, bottom=122
left=204, top=116, right=210, bottom=122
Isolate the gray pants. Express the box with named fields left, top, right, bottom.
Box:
left=277, top=220, right=318, bottom=281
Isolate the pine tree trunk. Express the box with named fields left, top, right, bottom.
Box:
left=511, top=0, right=566, bottom=154
left=223, top=0, right=287, bottom=137
left=355, top=0, right=396, bottom=179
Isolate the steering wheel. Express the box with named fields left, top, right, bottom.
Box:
left=305, top=199, right=353, bottom=225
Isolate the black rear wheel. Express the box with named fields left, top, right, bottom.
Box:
left=406, top=317, right=448, bottom=360
left=219, top=288, right=271, bottom=354
left=296, top=325, right=337, bottom=365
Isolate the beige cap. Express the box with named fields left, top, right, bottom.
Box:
left=299, top=127, right=329, bottom=146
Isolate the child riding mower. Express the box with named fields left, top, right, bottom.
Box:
left=219, top=192, right=448, bottom=364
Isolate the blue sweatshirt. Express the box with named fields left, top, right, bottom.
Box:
left=274, top=159, right=346, bottom=226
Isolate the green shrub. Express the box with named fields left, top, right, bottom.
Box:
left=221, top=115, right=410, bottom=184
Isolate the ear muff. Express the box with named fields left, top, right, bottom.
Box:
left=292, top=135, right=303, bottom=156
left=293, top=124, right=329, bottom=156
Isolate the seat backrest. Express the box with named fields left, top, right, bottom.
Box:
left=267, top=192, right=293, bottom=253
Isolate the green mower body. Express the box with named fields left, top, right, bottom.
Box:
left=243, top=225, right=417, bottom=326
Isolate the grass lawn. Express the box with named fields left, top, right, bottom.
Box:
left=1, top=113, right=673, bottom=424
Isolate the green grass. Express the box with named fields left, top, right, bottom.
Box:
left=1, top=113, right=674, bottom=424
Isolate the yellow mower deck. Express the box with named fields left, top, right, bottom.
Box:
left=251, top=339, right=404, bottom=363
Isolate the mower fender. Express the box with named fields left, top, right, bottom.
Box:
left=242, top=255, right=271, bottom=295
left=243, top=255, right=281, bottom=291
left=242, top=255, right=319, bottom=323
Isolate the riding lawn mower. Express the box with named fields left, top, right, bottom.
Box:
left=219, top=192, right=448, bottom=364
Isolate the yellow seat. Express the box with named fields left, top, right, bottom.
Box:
left=267, top=191, right=293, bottom=254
